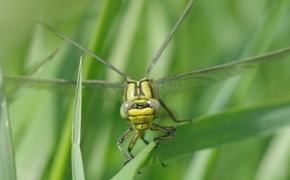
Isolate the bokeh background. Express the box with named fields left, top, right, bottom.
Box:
left=1, top=0, right=290, bottom=179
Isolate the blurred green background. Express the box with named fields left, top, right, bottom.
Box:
left=1, top=0, right=290, bottom=179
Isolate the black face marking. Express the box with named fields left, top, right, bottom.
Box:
left=123, top=86, right=128, bottom=101
left=133, top=82, right=138, bottom=96
left=148, top=83, right=155, bottom=98
left=129, top=103, right=150, bottom=109
left=139, top=78, right=149, bottom=83
left=139, top=82, right=145, bottom=96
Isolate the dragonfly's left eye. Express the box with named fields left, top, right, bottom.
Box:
left=120, top=101, right=133, bottom=118
left=147, top=99, right=160, bottom=114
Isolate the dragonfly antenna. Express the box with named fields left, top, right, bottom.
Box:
left=37, top=20, right=128, bottom=78
left=145, top=0, right=195, bottom=77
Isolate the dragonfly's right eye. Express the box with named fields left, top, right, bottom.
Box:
left=120, top=101, right=132, bottom=118
left=147, top=98, right=160, bottom=114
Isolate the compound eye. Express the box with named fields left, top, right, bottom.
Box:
left=120, top=101, right=132, bottom=118
left=147, top=99, right=160, bottom=114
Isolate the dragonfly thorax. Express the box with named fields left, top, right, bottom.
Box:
left=120, top=78, right=160, bottom=131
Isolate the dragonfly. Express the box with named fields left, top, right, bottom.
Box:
left=4, top=0, right=290, bottom=165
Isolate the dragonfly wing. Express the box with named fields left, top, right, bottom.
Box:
left=4, top=75, right=125, bottom=101
left=155, top=47, right=290, bottom=94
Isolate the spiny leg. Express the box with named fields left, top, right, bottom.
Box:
left=158, top=98, right=192, bottom=123
left=124, top=131, right=141, bottom=166
left=151, top=123, right=176, bottom=167
left=151, top=123, right=176, bottom=144
left=118, top=127, right=133, bottom=161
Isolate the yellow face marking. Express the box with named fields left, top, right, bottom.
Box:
left=134, top=99, right=146, bottom=103
left=139, top=81, right=152, bottom=98
left=126, top=82, right=137, bottom=101
left=124, top=79, right=155, bottom=101
left=128, top=107, right=154, bottom=117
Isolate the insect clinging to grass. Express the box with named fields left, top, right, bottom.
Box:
left=4, top=0, right=290, bottom=165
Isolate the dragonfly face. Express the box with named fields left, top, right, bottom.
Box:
left=120, top=78, right=161, bottom=131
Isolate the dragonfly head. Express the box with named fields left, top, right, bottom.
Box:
left=120, top=98, right=160, bottom=130
left=121, top=77, right=159, bottom=130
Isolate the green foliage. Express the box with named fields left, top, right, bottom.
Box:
left=1, top=0, right=290, bottom=179
left=112, top=142, right=156, bottom=180
left=152, top=98, right=290, bottom=162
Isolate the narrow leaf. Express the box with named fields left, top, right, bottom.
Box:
left=149, top=97, right=290, bottom=163
left=71, top=57, right=85, bottom=180
left=112, top=142, right=156, bottom=180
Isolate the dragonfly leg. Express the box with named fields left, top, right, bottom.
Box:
left=124, top=131, right=141, bottom=166
left=151, top=123, right=176, bottom=147
left=140, top=132, right=149, bottom=145
left=151, top=123, right=175, bottom=167
left=140, top=132, right=168, bottom=167
left=158, top=99, right=191, bottom=123
left=118, top=127, right=133, bottom=162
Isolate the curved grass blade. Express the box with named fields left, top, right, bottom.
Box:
left=71, top=57, right=85, bottom=180
left=112, top=142, right=156, bottom=180
left=183, top=2, right=290, bottom=179
left=47, top=0, right=129, bottom=178
left=255, top=128, right=290, bottom=180
left=183, top=150, right=216, bottom=180
left=0, top=68, right=17, bottom=180
left=147, top=97, right=290, bottom=165
left=155, top=46, right=290, bottom=94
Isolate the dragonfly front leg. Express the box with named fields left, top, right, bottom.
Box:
left=118, top=127, right=133, bottom=162
left=151, top=123, right=176, bottom=145
left=124, top=131, right=141, bottom=165
left=158, top=99, right=191, bottom=123
left=149, top=123, right=176, bottom=168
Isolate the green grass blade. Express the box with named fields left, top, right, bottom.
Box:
left=208, top=0, right=289, bottom=113
left=72, top=147, right=85, bottom=180
left=85, top=0, right=146, bottom=179
left=255, top=128, right=290, bottom=180
left=150, top=97, right=290, bottom=163
left=48, top=108, right=73, bottom=180
left=72, top=57, right=85, bottom=180
left=0, top=68, right=17, bottom=180
left=112, top=142, right=156, bottom=180
left=183, top=150, right=216, bottom=180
